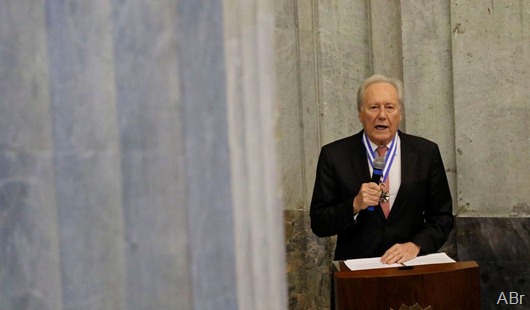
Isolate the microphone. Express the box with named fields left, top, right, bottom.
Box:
left=367, top=156, right=385, bottom=211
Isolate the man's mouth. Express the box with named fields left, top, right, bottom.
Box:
left=375, top=125, right=388, bottom=130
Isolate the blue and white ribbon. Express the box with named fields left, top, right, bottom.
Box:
left=362, top=131, right=398, bottom=183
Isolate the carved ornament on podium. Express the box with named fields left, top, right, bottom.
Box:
left=390, top=303, right=432, bottom=310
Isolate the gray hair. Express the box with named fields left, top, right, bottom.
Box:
left=356, top=74, right=404, bottom=112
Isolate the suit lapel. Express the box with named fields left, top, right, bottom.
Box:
left=350, top=131, right=387, bottom=220
left=349, top=132, right=371, bottom=183
left=387, top=132, right=417, bottom=221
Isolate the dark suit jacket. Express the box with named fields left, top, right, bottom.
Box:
left=310, top=130, right=454, bottom=260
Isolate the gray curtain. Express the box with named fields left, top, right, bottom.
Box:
left=0, top=1, right=215, bottom=309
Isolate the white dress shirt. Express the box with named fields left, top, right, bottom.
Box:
left=367, top=134, right=401, bottom=211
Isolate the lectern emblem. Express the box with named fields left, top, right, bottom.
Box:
left=390, top=303, right=432, bottom=310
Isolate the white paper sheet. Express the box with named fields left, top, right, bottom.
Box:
left=403, top=252, right=455, bottom=266
left=344, top=257, right=401, bottom=271
left=344, top=252, right=455, bottom=271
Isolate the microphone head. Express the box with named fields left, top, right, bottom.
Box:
left=373, top=156, right=385, bottom=170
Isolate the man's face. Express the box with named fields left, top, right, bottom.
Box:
left=358, top=82, right=402, bottom=146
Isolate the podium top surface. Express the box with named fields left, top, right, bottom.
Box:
left=333, top=260, right=479, bottom=278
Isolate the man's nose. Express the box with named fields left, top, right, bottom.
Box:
left=377, top=107, right=387, bottom=119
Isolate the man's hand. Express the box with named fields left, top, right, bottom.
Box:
left=381, top=242, right=421, bottom=264
left=353, top=182, right=381, bottom=214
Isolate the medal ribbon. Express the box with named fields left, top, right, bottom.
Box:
left=362, top=131, right=398, bottom=183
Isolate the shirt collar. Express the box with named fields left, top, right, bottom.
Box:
left=367, top=133, right=399, bottom=155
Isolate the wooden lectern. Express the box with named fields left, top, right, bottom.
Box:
left=333, top=261, right=480, bottom=309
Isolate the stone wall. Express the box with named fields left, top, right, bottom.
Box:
left=276, top=1, right=530, bottom=309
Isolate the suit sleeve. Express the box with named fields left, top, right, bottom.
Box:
left=410, top=145, right=454, bottom=253
left=310, top=146, right=356, bottom=237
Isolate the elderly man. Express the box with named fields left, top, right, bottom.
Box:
left=310, top=74, right=454, bottom=264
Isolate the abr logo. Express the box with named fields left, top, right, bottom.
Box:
left=497, top=292, right=525, bottom=305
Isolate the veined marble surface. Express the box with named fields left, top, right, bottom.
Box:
left=457, top=217, right=530, bottom=310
